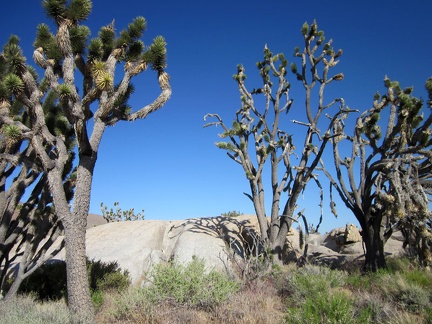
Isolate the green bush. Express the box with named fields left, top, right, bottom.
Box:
left=286, top=290, right=354, bottom=324
left=401, top=268, right=432, bottom=289
left=221, top=210, right=242, bottom=217
left=397, top=283, right=430, bottom=312
left=286, top=265, right=346, bottom=301
left=87, top=258, right=130, bottom=292
left=144, top=257, right=239, bottom=308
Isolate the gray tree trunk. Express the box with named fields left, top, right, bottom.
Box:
left=47, top=161, right=94, bottom=322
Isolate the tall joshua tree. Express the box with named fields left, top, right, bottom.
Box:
left=323, top=77, right=432, bottom=271
left=0, top=35, right=75, bottom=298
left=0, top=0, right=171, bottom=320
left=205, top=21, right=351, bottom=261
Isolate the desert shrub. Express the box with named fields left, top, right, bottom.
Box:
left=283, top=266, right=354, bottom=323
left=286, top=289, right=354, bottom=324
left=221, top=210, right=243, bottom=217
left=344, top=272, right=373, bottom=290
left=0, top=294, right=70, bottom=324
left=286, top=265, right=346, bottom=301
left=144, top=257, right=239, bottom=308
left=100, top=202, right=144, bottom=222
left=397, top=283, right=430, bottom=312
left=401, top=268, right=432, bottom=289
left=103, top=287, right=152, bottom=323
left=353, top=291, right=393, bottom=323
left=386, top=256, right=413, bottom=272
left=87, top=258, right=130, bottom=292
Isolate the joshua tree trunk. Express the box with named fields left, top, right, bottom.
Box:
left=361, top=215, right=386, bottom=272
left=46, top=153, right=97, bottom=321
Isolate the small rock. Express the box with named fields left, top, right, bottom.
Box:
left=344, top=224, right=362, bottom=244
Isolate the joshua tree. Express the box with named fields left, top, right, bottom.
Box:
left=323, top=77, right=432, bottom=271
left=0, top=36, right=75, bottom=299
left=0, top=0, right=171, bottom=320
left=205, top=21, right=351, bottom=261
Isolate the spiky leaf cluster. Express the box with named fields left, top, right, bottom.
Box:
left=4, top=73, right=24, bottom=95
left=88, top=25, right=115, bottom=60
left=34, top=23, right=62, bottom=63
left=57, top=83, right=73, bottom=100
left=95, top=71, right=113, bottom=90
left=142, top=36, right=167, bottom=72
left=42, top=0, right=92, bottom=23
left=1, top=124, right=22, bottom=145
left=67, top=0, right=92, bottom=22
left=69, top=25, right=90, bottom=54
left=2, top=42, right=26, bottom=75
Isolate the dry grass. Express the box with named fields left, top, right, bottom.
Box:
left=3, top=256, right=432, bottom=324
left=96, top=276, right=285, bottom=324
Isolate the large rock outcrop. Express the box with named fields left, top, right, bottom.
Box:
left=46, top=216, right=406, bottom=283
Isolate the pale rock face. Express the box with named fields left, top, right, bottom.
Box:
left=42, top=215, right=405, bottom=283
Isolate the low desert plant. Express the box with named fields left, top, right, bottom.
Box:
left=221, top=210, right=243, bottom=217
left=87, top=258, right=130, bottom=293
left=286, top=289, right=355, bottom=324
left=0, top=294, right=70, bottom=324
left=103, top=257, right=240, bottom=322
left=286, top=265, right=347, bottom=301
left=284, top=266, right=353, bottom=323
left=144, top=257, right=239, bottom=308
left=100, top=202, right=145, bottom=222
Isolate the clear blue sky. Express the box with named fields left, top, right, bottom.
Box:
left=1, top=0, right=431, bottom=233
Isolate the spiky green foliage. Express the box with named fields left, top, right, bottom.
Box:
left=4, top=73, right=24, bottom=94
left=57, top=83, right=73, bottom=100
left=143, top=36, right=167, bottom=71
left=88, top=38, right=104, bottom=60
left=2, top=43, right=26, bottom=74
left=69, top=25, right=90, bottom=54
left=97, top=27, right=115, bottom=59
left=1, top=124, right=22, bottom=143
left=127, top=16, right=147, bottom=39
left=100, top=202, right=144, bottom=222
left=43, top=0, right=91, bottom=23
left=95, top=71, right=113, bottom=90
left=34, top=24, right=62, bottom=62
left=68, top=0, right=92, bottom=22
left=42, top=0, right=68, bottom=19
left=90, top=60, right=106, bottom=78
left=301, top=22, right=309, bottom=36
left=112, top=83, right=134, bottom=118
left=126, top=40, right=144, bottom=61
left=114, top=16, right=147, bottom=51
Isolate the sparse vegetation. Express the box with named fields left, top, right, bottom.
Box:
left=1, top=256, right=431, bottom=323
left=221, top=210, right=243, bottom=217
left=100, top=202, right=145, bottom=222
